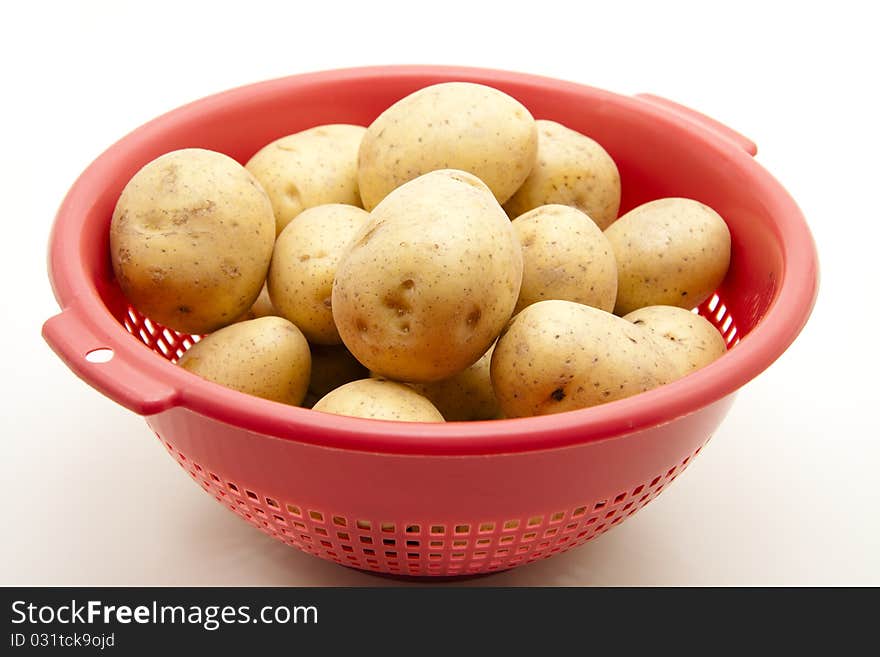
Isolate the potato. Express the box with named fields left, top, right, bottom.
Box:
left=308, top=343, right=369, bottom=399
left=511, top=204, right=617, bottom=313
left=503, top=120, right=621, bottom=230
left=312, top=378, right=444, bottom=422
left=245, top=124, right=366, bottom=235
left=410, top=343, right=499, bottom=421
left=624, top=306, right=726, bottom=377
left=110, top=148, right=275, bottom=334
left=357, top=82, right=537, bottom=210
left=238, top=284, right=278, bottom=321
left=177, top=316, right=310, bottom=405
left=333, top=170, right=523, bottom=382
left=605, top=198, right=731, bottom=315
left=491, top=300, right=676, bottom=417
left=267, top=204, right=370, bottom=344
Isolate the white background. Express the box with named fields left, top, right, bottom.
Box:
left=2, top=0, right=878, bottom=585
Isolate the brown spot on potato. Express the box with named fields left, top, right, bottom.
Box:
left=171, top=202, right=211, bottom=226
left=193, top=199, right=215, bottom=215
left=466, top=307, right=482, bottom=327
left=355, top=222, right=384, bottom=248
left=148, top=266, right=166, bottom=283
left=161, top=164, right=178, bottom=189
left=220, top=260, right=241, bottom=278
left=383, top=293, right=411, bottom=316
left=172, top=200, right=216, bottom=226
left=550, top=388, right=566, bottom=401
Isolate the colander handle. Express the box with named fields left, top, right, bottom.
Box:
left=42, top=304, right=179, bottom=415
left=635, top=93, right=757, bottom=156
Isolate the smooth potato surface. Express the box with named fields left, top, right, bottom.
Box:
left=605, top=197, right=731, bottom=315
left=177, top=316, right=311, bottom=405
left=491, top=300, right=675, bottom=417
left=245, top=124, right=366, bottom=234
left=110, top=148, right=275, bottom=334
left=357, top=82, right=537, bottom=209
left=624, top=305, right=726, bottom=377
left=268, top=204, right=369, bottom=344
left=512, top=204, right=617, bottom=313
left=504, top=120, right=621, bottom=229
left=312, top=378, right=444, bottom=422
left=333, top=170, right=523, bottom=382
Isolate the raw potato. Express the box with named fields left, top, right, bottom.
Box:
left=624, top=306, right=727, bottom=377
left=313, top=378, right=445, bottom=422
left=268, top=204, right=370, bottom=344
left=605, top=197, right=731, bottom=315
left=491, top=300, right=676, bottom=418
left=410, top=343, right=499, bottom=421
left=308, top=344, right=369, bottom=399
left=357, top=82, right=537, bottom=210
left=503, top=120, right=621, bottom=230
left=177, top=317, right=311, bottom=405
left=238, top=285, right=278, bottom=321
left=245, top=124, right=366, bottom=235
left=512, top=204, right=617, bottom=313
left=332, top=170, right=523, bottom=382
left=110, top=149, right=275, bottom=334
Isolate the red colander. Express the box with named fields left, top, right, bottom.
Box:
left=42, top=66, right=818, bottom=577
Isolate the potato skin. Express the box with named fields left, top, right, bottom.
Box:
left=512, top=204, right=617, bottom=313
left=503, top=120, right=621, bottom=230
left=238, top=284, right=278, bottom=321
left=357, top=82, right=537, bottom=210
left=110, top=148, right=275, bottom=334
left=410, top=343, right=500, bottom=421
left=267, top=204, right=369, bottom=344
left=177, top=316, right=311, bottom=405
left=605, top=197, right=731, bottom=315
left=624, top=305, right=727, bottom=377
left=491, top=300, right=676, bottom=418
left=312, top=378, right=445, bottom=422
left=333, top=170, right=523, bottom=383
left=245, top=124, right=366, bottom=234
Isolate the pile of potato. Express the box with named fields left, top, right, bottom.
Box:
left=110, top=82, right=731, bottom=423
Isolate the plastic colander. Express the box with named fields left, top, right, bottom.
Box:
left=42, top=66, right=818, bottom=577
